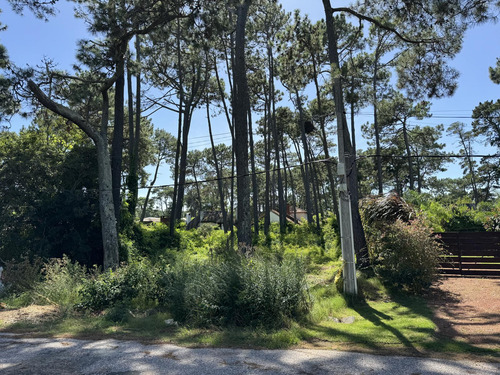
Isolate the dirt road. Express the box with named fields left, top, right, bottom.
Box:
left=0, top=334, right=499, bottom=375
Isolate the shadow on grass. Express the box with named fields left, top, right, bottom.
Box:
left=1, top=293, right=500, bottom=360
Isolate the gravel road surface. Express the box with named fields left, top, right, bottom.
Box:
left=0, top=333, right=498, bottom=375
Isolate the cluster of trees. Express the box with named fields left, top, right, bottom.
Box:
left=0, top=0, right=499, bottom=269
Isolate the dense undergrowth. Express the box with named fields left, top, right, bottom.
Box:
left=1, top=194, right=498, bottom=340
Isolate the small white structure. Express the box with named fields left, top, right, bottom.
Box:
left=269, top=209, right=295, bottom=224
left=287, top=205, right=308, bottom=222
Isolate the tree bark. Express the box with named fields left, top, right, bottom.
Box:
left=295, top=89, right=314, bottom=224
left=248, top=109, right=259, bottom=237
left=269, top=47, right=286, bottom=233
left=126, top=55, right=138, bottom=217
left=233, top=0, right=252, bottom=247
left=313, top=65, right=340, bottom=223
left=141, top=152, right=161, bottom=222
left=402, top=121, right=415, bottom=190
left=206, top=98, right=228, bottom=232
left=174, top=104, right=193, bottom=222
left=263, top=93, right=271, bottom=235
left=112, top=57, right=125, bottom=226
left=372, top=53, right=384, bottom=195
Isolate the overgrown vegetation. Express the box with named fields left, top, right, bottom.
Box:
left=1, top=208, right=499, bottom=358
left=1, top=222, right=325, bottom=328
left=362, top=194, right=443, bottom=293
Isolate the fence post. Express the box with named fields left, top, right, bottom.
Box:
left=457, top=232, right=462, bottom=276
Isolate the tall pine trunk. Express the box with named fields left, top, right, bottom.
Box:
left=112, top=57, right=125, bottom=226
left=295, top=89, right=314, bottom=224
left=206, top=98, right=228, bottom=231
left=233, top=0, right=252, bottom=246
left=322, top=0, right=369, bottom=267
left=269, top=47, right=286, bottom=233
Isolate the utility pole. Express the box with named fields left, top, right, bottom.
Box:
left=322, top=0, right=357, bottom=295
left=335, top=95, right=357, bottom=296
left=337, top=162, right=358, bottom=295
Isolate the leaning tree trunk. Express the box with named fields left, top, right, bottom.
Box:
left=28, top=80, right=120, bottom=269
left=141, top=152, right=161, bottom=222
left=322, top=0, right=369, bottom=267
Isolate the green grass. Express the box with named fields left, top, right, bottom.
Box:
left=1, top=258, right=499, bottom=361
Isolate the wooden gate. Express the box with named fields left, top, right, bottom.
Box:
left=437, top=232, right=500, bottom=277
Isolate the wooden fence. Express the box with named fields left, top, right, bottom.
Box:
left=436, top=232, right=500, bottom=277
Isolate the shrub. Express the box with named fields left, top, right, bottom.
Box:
left=323, top=215, right=341, bottom=260
left=1, top=256, right=43, bottom=293
left=35, top=256, right=87, bottom=307
left=485, top=207, right=500, bottom=231
left=131, top=223, right=180, bottom=258
left=77, top=259, right=158, bottom=311
left=368, top=218, right=442, bottom=293
left=361, top=192, right=415, bottom=227
left=237, top=256, right=311, bottom=326
left=419, top=200, right=488, bottom=232
left=78, top=255, right=311, bottom=328
left=442, top=206, right=485, bottom=232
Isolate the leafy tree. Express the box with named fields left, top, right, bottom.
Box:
left=27, top=0, right=199, bottom=268
left=0, top=119, right=102, bottom=265
left=0, top=19, right=20, bottom=127
left=448, top=122, right=480, bottom=205
left=249, top=0, right=290, bottom=234
left=143, top=13, right=210, bottom=232
left=377, top=92, right=432, bottom=191
left=141, top=129, right=176, bottom=222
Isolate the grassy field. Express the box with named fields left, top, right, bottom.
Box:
left=1, top=259, right=499, bottom=361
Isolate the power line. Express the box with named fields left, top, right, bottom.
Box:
left=358, top=153, right=500, bottom=160
left=138, top=157, right=335, bottom=190
left=5, top=153, right=499, bottom=201
left=137, top=152, right=500, bottom=191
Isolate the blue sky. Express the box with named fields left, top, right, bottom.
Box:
left=2, top=1, right=500, bottom=189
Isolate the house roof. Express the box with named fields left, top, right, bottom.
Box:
left=186, top=211, right=225, bottom=230
left=142, top=217, right=161, bottom=223
left=270, top=209, right=297, bottom=224
left=186, top=216, right=200, bottom=230
left=201, top=211, right=225, bottom=224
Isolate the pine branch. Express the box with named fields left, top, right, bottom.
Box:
left=331, top=7, right=437, bottom=45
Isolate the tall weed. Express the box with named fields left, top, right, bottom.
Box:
left=35, top=256, right=87, bottom=307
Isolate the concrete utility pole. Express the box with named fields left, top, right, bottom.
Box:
left=322, top=0, right=358, bottom=295
left=337, top=162, right=358, bottom=295
left=336, top=119, right=357, bottom=295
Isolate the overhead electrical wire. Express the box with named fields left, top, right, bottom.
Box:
left=136, top=152, right=500, bottom=191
